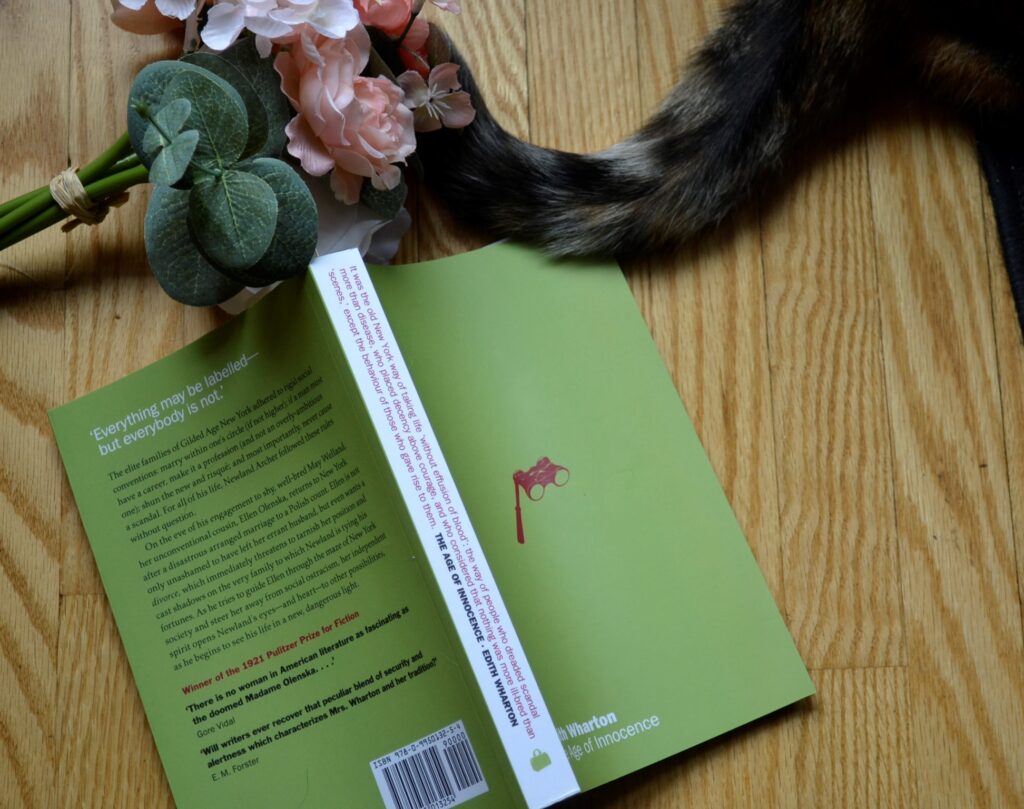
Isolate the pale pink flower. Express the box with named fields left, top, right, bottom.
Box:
left=398, top=63, right=475, bottom=131
left=354, top=0, right=413, bottom=36
left=110, top=0, right=195, bottom=32
left=430, top=0, right=460, bottom=13
left=276, top=29, right=416, bottom=204
left=330, top=77, right=416, bottom=200
left=202, top=0, right=360, bottom=56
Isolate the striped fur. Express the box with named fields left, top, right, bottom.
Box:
left=420, top=0, right=1024, bottom=256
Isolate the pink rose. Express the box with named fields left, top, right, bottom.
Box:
left=276, top=29, right=416, bottom=205
left=328, top=76, right=416, bottom=202
left=354, top=0, right=413, bottom=37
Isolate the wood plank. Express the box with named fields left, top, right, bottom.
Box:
left=761, top=120, right=905, bottom=670
left=0, top=1, right=69, bottom=805
left=981, top=186, right=1024, bottom=648
left=61, top=0, right=184, bottom=596
left=792, top=668, right=917, bottom=809
left=528, top=0, right=640, bottom=151
left=868, top=106, right=1024, bottom=807
left=57, top=595, right=173, bottom=808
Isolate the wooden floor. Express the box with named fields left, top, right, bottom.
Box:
left=2, top=0, right=1024, bottom=806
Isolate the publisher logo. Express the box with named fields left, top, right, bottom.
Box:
left=530, top=749, right=552, bottom=771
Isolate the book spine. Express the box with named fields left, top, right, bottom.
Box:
left=311, top=250, right=579, bottom=809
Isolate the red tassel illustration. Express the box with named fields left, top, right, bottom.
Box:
left=513, top=457, right=570, bottom=544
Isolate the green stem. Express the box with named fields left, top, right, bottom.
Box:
left=0, top=135, right=138, bottom=240
left=0, top=186, right=50, bottom=220
left=77, top=131, right=133, bottom=186
left=110, top=153, right=142, bottom=172
left=84, top=163, right=148, bottom=201
left=0, top=183, right=59, bottom=237
left=0, top=164, right=148, bottom=252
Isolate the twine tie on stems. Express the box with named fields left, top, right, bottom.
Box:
left=48, top=168, right=129, bottom=232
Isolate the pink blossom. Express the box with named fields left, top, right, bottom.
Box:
left=276, top=30, right=416, bottom=204
left=202, top=1, right=360, bottom=55
left=430, top=0, right=460, bottom=13
left=110, top=0, right=195, bottom=33
left=398, top=63, right=475, bottom=131
left=354, top=0, right=413, bottom=37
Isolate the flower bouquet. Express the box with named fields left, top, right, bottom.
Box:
left=0, top=0, right=474, bottom=305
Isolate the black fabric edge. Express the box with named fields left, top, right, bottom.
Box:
left=977, top=125, right=1024, bottom=342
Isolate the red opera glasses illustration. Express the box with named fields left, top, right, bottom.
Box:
left=513, top=457, right=570, bottom=544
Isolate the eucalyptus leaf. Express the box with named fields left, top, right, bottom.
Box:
left=149, top=130, right=200, bottom=187
left=188, top=170, right=277, bottom=271
left=218, top=38, right=293, bottom=158
left=142, top=98, right=193, bottom=156
left=165, top=69, right=249, bottom=172
left=236, top=157, right=318, bottom=281
left=128, top=61, right=209, bottom=168
left=360, top=176, right=407, bottom=221
left=182, top=51, right=269, bottom=159
left=155, top=97, right=193, bottom=138
left=144, top=186, right=243, bottom=306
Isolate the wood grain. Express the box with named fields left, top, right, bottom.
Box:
left=1, top=1, right=1023, bottom=807
left=0, top=2, right=67, bottom=806
left=57, top=595, right=173, bottom=809
left=761, top=118, right=905, bottom=670
left=792, top=668, right=917, bottom=809
left=981, top=187, right=1024, bottom=650
left=868, top=106, right=1024, bottom=806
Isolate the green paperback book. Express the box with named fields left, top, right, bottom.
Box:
left=50, top=242, right=814, bottom=809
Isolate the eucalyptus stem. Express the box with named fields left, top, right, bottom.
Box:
left=0, top=134, right=140, bottom=244
left=0, top=182, right=61, bottom=237
left=77, top=131, right=133, bottom=186
left=85, top=163, right=148, bottom=201
left=0, top=164, right=148, bottom=252
left=0, top=187, right=49, bottom=220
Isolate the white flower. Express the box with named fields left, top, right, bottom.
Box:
left=201, top=0, right=359, bottom=56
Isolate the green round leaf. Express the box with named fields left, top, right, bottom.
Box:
left=237, top=157, right=318, bottom=281
left=165, top=69, right=248, bottom=171
left=155, top=97, right=192, bottom=138
left=149, top=130, right=200, bottom=187
left=218, top=38, right=293, bottom=158
left=128, top=61, right=209, bottom=168
left=142, top=97, right=193, bottom=157
left=182, top=51, right=269, bottom=159
left=144, top=186, right=243, bottom=306
left=360, top=175, right=407, bottom=221
left=188, top=169, right=278, bottom=271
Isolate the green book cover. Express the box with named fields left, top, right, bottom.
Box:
left=49, top=243, right=813, bottom=809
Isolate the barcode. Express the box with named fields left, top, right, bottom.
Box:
left=371, top=720, right=488, bottom=809
left=443, top=737, right=482, bottom=792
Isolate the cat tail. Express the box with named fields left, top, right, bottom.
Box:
left=418, top=0, right=880, bottom=256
